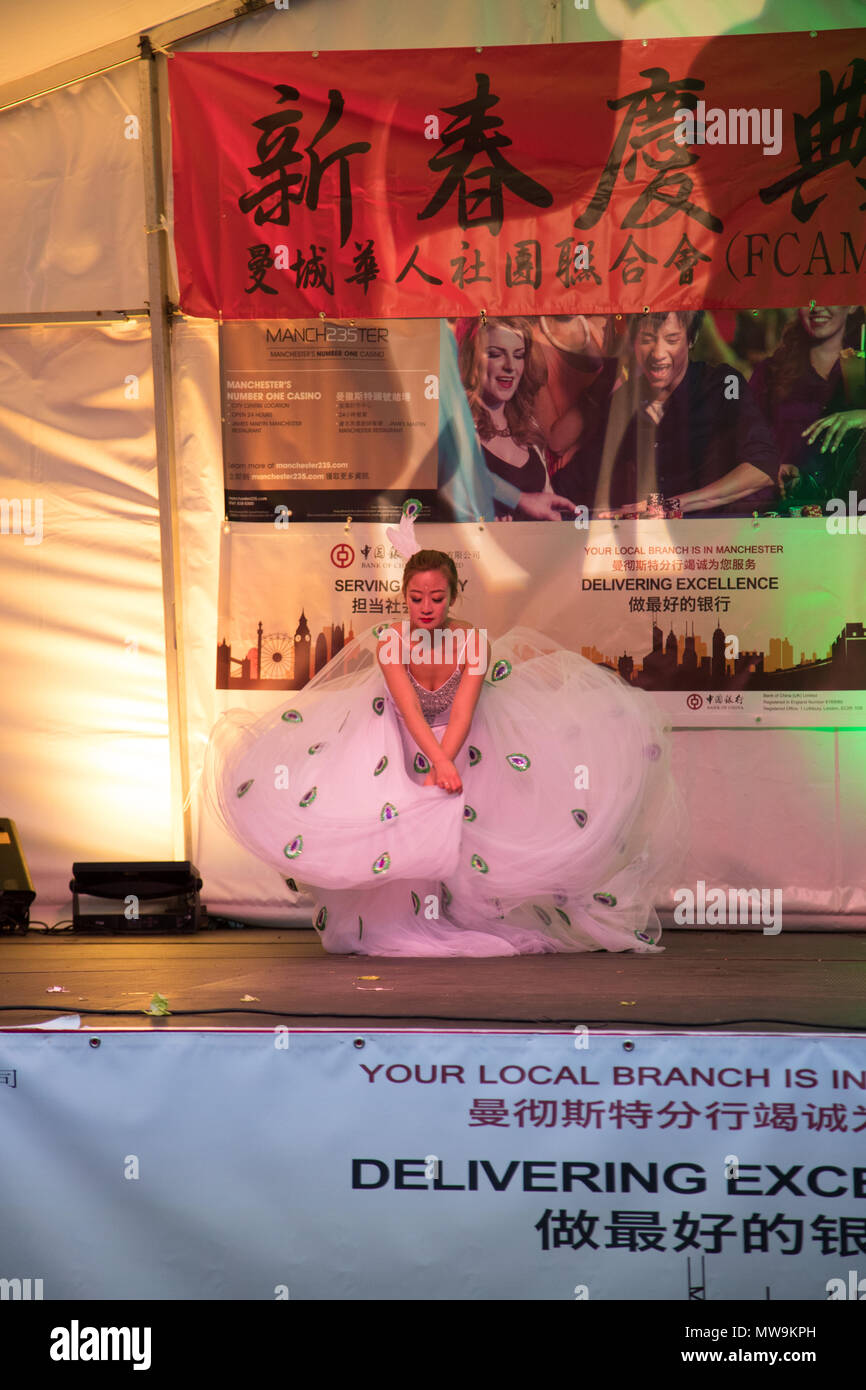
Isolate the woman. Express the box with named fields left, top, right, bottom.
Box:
left=748, top=304, right=866, bottom=503
left=202, top=513, right=683, bottom=957
left=455, top=316, right=574, bottom=520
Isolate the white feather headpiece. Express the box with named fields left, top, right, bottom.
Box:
left=385, top=500, right=423, bottom=559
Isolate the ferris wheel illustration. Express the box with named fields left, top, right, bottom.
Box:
left=257, top=632, right=296, bottom=679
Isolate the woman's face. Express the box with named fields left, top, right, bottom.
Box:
left=481, top=325, right=526, bottom=407
left=405, top=569, right=452, bottom=631
left=798, top=305, right=852, bottom=341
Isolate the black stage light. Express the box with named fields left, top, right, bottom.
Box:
left=69, top=861, right=204, bottom=934
left=0, top=819, right=36, bottom=933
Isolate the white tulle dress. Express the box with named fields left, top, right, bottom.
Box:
left=201, top=625, right=684, bottom=957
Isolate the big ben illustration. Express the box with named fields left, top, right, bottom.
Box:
left=293, top=609, right=311, bottom=686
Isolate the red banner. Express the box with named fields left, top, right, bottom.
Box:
left=168, top=33, right=866, bottom=319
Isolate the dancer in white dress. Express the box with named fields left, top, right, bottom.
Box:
left=202, top=514, right=684, bottom=956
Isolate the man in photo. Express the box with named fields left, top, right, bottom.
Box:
left=550, top=310, right=780, bottom=517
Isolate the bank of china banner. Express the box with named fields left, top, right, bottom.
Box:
left=168, top=33, right=864, bottom=317
left=2, top=1031, right=865, bottom=1300
left=215, top=520, right=865, bottom=727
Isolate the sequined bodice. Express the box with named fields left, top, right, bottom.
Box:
left=406, top=664, right=463, bottom=720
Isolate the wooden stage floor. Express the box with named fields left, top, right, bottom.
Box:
left=1, top=927, right=865, bottom=1032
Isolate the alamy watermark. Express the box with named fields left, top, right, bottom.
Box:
left=1, top=1276, right=43, bottom=1299
left=826, top=492, right=866, bottom=534
left=673, top=880, right=782, bottom=935
left=826, top=1270, right=866, bottom=1299
left=0, top=497, right=42, bottom=545
left=378, top=621, right=488, bottom=667
left=674, top=103, right=782, bottom=157
left=49, top=1321, right=151, bottom=1370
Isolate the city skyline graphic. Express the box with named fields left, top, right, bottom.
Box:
left=217, top=610, right=357, bottom=689
left=594, top=618, right=866, bottom=692
left=217, top=607, right=866, bottom=692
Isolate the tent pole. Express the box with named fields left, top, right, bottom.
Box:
left=545, top=0, right=563, bottom=44
left=138, top=36, right=192, bottom=863
left=0, top=312, right=150, bottom=327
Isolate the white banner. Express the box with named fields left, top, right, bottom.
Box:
left=2, top=1029, right=865, bottom=1300
left=215, top=518, right=866, bottom=727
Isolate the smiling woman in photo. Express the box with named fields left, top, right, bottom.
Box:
left=455, top=316, right=575, bottom=520
left=748, top=304, right=866, bottom=505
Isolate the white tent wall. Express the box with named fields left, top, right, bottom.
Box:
left=0, top=65, right=147, bottom=312
left=0, top=0, right=864, bottom=926
left=0, top=319, right=174, bottom=912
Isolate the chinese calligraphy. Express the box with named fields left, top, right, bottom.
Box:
left=574, top=67, right=722, bottom=234
left=418, top=72, right=554, bottom=233
left=238, top=85, right=370, bottom=246
left=759, top=59, right=866, bottom=222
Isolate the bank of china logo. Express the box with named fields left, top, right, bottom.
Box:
left=330, top=543, right=354, bottom=568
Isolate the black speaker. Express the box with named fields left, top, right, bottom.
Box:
left=69, top=861, right=204, bottom=934
left=0, top=818, right=36, bottom=933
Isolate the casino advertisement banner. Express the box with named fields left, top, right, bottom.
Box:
left=219, top=318, right=485, bottom=523
left=214, top=519, right=866, bottom=728
left=168, top=32, right=865, bottom=319
left=218, top=308, right=866, bottom=525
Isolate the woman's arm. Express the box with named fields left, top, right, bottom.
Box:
left=437, top=629, right=489, bottom=764
left=437, top=669, right=487, bottom=765
left=375, top=633, right=448, bottom=771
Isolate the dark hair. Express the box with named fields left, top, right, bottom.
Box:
left=402, top=549, right=459, bottom=603
left=762, top=307, right=864, bottom=407
left=628, top=310, right=705, bottom=347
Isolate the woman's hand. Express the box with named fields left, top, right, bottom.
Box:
left=778, top=462, right=800, bottom=495
left=802, top=410, right=866, bottom=453
left=425, top=757, right=462, bottom=793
